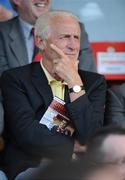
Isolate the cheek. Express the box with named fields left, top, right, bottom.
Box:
left=76, top=40, right=80, bottom=49
left=53, top=39, right=66, bottom=49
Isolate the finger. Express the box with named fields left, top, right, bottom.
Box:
left=50, top=44, right=66, bottom=58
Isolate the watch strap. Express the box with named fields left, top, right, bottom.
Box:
left=68, top=85, right=84, bottom=93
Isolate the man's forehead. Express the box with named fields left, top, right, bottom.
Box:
left=51, top=15, right=79, bottom=26
left=51, top=21, right=80, bottom=35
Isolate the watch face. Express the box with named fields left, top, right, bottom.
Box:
left=73, top=85, right=81, bottom=93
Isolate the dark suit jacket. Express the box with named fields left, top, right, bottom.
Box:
left=105, top=83, right=125, bottom=125
left=0, top=63, right=106, bottom=179
left=0, top=16, right=28, bottom=76
left=0, top=16, right=96, bottom=77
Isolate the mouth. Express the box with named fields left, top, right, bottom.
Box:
left=34, top=1, right=48, bottom=8
left=66, top=54, right=76, bottom=56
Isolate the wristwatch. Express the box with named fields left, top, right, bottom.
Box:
left=68, top=85, right=84, bottom=93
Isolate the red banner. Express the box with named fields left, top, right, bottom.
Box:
left=91, top=42, right=125, bottom=80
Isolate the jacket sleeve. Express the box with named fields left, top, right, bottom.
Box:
left=66, top=75, right=106, bottom=144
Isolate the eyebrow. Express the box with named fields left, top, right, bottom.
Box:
left=60, top=34, right=80, bottom=38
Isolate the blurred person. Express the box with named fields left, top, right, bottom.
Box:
left=79, top=126, right=125, bottom=180
left=86, top=126, right=125, bottom=164
left=1, top=10, right=106, bottom=179
left=0, top=5, right=13, bottom=21
left=105, top=82, right=125, bottom=125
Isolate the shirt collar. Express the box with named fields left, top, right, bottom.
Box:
left=19, top=18, right=33, bottom=39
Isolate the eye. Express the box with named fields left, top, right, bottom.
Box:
left=59, top=35, right=70, bottom=39
left=74, top=35, right=79, bottom=40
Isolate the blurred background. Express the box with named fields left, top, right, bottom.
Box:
left=52, top=0, right=125, bottom=42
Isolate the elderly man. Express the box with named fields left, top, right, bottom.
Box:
left=1, top=11, right=106, bottom=179
left=82, top=126, right=125, bottom=180
left=0, top=0, right=96, bottom=136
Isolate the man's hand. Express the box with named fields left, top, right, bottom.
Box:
left=50, top=44, right=85, bottom=102
left=50, top=44, right=81, bottom=86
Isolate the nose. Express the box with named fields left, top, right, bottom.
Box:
left=68, top=37, right=77, bottom=50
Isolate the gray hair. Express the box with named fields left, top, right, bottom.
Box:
left=35, top=10, right=79, bottom=40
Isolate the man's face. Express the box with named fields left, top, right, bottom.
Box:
left=13, top=0, right=51, bottom=24
left=43, top=16, right=80, bottom=64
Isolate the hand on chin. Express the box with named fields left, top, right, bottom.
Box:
left=53, top=73, right=63, bottom=81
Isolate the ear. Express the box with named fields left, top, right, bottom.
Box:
left=34, top=28, right=47, bottom=50
left=35, top=35, right=46, bottom=50
left=12, top=0, right=21, bottom=6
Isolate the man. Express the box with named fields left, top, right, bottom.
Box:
left=0, top=0, right=96, bottom=136
left=1, top=11, right=106, bottom=179
left=105, top=83, right=125, bottom=125
left=0, top=0, right=51, bottom=74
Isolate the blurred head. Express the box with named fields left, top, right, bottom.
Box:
left=9, top=0, right=51, bottom=24
left=102, top=134, right=125, bottom=162
left=86, top=126, right=125, bottom=163
left=35, top=10, right=80, bottom=73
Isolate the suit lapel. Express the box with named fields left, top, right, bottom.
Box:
left=9, top=17, right=29, bottom=66
left=31, top=63, right=53, bottom=108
